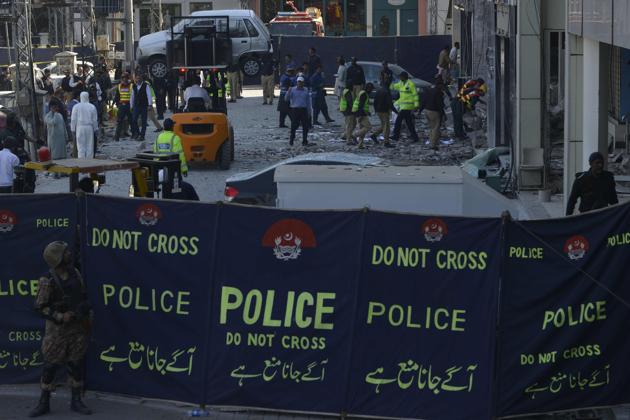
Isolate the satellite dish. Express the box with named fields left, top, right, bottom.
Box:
left=387, top=0, right=406, bottom=5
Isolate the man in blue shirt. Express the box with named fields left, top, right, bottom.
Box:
left=277, top=67, right=296, bottom=128
left=286, top=76, right=312, bottom=146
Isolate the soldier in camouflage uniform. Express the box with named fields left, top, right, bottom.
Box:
left=29, top=241, right=92, bottom=417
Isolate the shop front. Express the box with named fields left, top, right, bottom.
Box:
left=261, top=0, right=367, bottom=36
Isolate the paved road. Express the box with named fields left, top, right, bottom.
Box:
left=0, top=384, right=325, bottom=420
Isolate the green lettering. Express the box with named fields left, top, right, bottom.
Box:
left=367, top=301, right=385, bottom=324
left=220, top=286, right=243, bottom=324
left=314, top=292, right=335, bottom=330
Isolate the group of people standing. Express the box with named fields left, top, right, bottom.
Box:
left=276, top=48, right=334, bottom=146
left=273, top=47, right=486, bottom=150
left=336, top=58, right=424, bottom=149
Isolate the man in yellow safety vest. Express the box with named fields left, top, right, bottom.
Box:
left=113, top=72, right=133, bottom=141
left=153, top=118, right=188, bottom=176
left=351, top=82, right=373, bottom=148
left=390, top=71, right=419, bottom=143
left=339, top=82, right=355, bottom=145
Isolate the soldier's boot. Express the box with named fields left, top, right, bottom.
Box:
left=28, top=390, right=51, bottom=417
left=70, top=388, right=92, bottom=415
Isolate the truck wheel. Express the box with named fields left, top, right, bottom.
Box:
left=240, top=56, right=260, bottom=77
left=148, top=57, right=168, bottom=79
left=229, top=126, right=235, bottom=161
left=219, top=140, right=231, bottom=170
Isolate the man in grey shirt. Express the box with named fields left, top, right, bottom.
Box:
left=286, top=76, right=312, bottom=146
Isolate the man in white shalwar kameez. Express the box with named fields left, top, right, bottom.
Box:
left=70, top=91, right=98, bottom=158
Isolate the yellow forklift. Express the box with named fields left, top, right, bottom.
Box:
left=166, top=15, right=235, bottom=170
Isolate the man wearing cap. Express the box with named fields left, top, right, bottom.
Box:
left=153, top=118, right=188, bottom=176
left=286, top=76, right=311, bottom=146
left=29, top=241, right=92, bottom=417
left=390, top=71, right=420, bottom=143
left=566, top=152, right=618, bottom=215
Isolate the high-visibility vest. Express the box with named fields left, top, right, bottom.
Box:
left=149, top=85, right=156, bottom=105
left=391, top=79, right=418, bottom=110
left=352, top=90, right=369, bottom=114
left=217, top=77, right=225, bottom=97
left=153, top=131, right=188, bottom=174
left=206, top=75, right=224, bottom=97
left=118, top=83, right=131, bottom=104
left=339, top=88, right=351, bottom=112
left=457, top=80, right=486, bottom=110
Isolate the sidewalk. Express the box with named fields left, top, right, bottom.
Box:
left=0, top=384, right=322, bottom=420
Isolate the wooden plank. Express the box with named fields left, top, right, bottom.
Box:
left=25, top=158, right=139, bottom=174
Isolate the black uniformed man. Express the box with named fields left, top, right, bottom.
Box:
left=566, top=151, right=618, bottom=215
left=29, top=241, right=92, bottom=417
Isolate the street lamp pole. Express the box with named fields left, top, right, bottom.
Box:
left=124, top=0, right=134, bottom=70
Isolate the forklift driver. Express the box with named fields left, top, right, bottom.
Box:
left=183, top=76, right=211, bottom=112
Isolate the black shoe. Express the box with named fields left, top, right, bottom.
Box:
left=153, top=128, right=163, bottom=133
left=313, top=121, right=321, bottom=125
left=123, top=132, right=131, bottom=137
left=289, top=139, right=294, bottom=146
left=325, top=119, right=334, bottom=123
left=137, top=137, right=145, bottom=142
left=70, top=388, right=92, bottom=415
left=279, top=124, right=288, bottom=128
left=157, top=115, right=164, bottom=120
left=370, top=134, right=379, bottom=144
left=384, top=142, right=395, bottom=148
left=228, top=100, right=236, bottom=103
left=390, top=136, right=399, bottom=142
left=28, top=390, right=50, bottom=417
left=302, top=141, right=313, bottom=146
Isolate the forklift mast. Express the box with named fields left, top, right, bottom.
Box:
left=166, top=15, right=233, bottom=71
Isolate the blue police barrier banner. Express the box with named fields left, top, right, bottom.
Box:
left=5, top=191, right=630, bottom=419
left=82, top=195, right=217, bottom=404
left=345, top=212, right=501, bottom=420
left=0, top=194, right=77, bottom=384
left=497, top=204, right=630, bottom=416
left=204, top=205, right=364, bottom=413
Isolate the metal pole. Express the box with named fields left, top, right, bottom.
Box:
left=124, top=0, right=134, bottom=70
left=5, top=22, right=11, bottom=65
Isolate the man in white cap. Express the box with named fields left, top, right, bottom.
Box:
left=285, top=76, right=312, bottom=146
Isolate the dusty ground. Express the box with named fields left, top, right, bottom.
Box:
left=34, top=87, right=477, bottom=202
